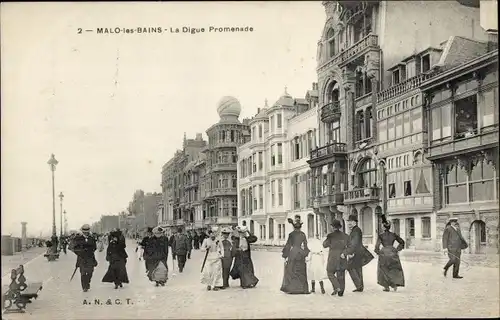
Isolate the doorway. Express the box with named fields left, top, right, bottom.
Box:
left=469, top=220, right=486, bottom=254
left=405, top=218, right=415, bottom=248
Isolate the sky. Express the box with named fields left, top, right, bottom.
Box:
left=1, top=1, right=325, bottom=237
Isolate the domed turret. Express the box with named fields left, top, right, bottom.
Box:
left=217, top=96, right=242, bottom=119
left=273, top=86, right=295, bottom=107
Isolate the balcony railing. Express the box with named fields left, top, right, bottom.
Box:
left=310, top=142, right=347, bottom=160
left=212, top=163, right=237, bottom=172
left=319, top=192, right=344, bottom=206
left=320, top=101, right=341, bottom=123
left=377, top=73, right=433, bottom=103
left=344, top=187, right=380, bottom=204
left=318, top=34, right=379, bottom=73
left=205, top=188, right=238, bottom=198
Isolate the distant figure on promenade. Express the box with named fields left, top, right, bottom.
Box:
left=280, top=215, right=310, bottom=294
left=200, top=230, right=224, bottom=291
left=102, top=229, right=129, bottom=289
left=230, top=225, right=259, bottom=289
left=169, top=229, right=178, bottom=261
left=59, top=236, right=68, bottom=254
left=442, top=218, right=468, bottom=279
left=374, top=219, right=405, bottom=292
left=139, top=228, right=153, bottom=269
left=344, top=214, right=374, bottom=293
left=307, top=233, right=328, bottom=294
left=186, top=231, right=193, bottom=259
left=172, top=228, right=191, bottom=273
left=143, top=226, right=169, bottom=286
left=323, top=219, right=349, bottom=297
left=193, top=232, right=200, bottom=250
left=73, top=224, right=98, bottom=292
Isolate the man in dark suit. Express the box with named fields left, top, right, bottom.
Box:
left=73, top=224, right=98, bottom=292
left=173, top=228, right=190, bottom=272
left=344, top=214, right=365, bottom=292
left=220, top=228, right=234, bottom=289
left=442, top=218, right=468, bottom=279
left=323, top=219, right=349, bottom=297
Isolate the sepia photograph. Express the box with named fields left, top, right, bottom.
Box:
left=1, top=1, right=499, bottom=319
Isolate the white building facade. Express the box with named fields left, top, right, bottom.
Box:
left=238, top=87, right=320, bottom=245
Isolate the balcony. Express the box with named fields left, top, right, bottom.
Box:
left=318, top=192, right=344, bottom=207
left=344, top=187, right=380, bottom=204
left=309, top=142, right=347, bottom=163
left=318, top=34, right=379, bottom=73
left=212, top=163, right=237, bottom=172
left=217, top=216, right=238, bottom=225
left=377, top=73, right=433, bottom=103
left=205, top=188, right=238, bottom=198
left=320, top=101, right=341, bottom=123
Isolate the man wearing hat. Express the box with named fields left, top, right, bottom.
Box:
left=72, top=224, right=98, bottom=292
left=172, top=228, right=191, bottom=273
left=323, top=219, right=349, bottom=296
left=343, top=214, right=367, bottom=292
left=220, top=227, right=234, bottom=289
left=442, top=218, right=468, bottom=279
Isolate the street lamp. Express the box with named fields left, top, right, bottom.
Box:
left=46, top=154, right=60, bottom=261
left=59, top=192, right=64, bottom=239
left=63, top=210, right=67, bottom=235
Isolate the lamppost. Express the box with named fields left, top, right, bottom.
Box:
left=59, top=192, right=64, bottom=239
left=63, top=210, right=67, bottom=235
left=46, top=154, right=60, bottom=261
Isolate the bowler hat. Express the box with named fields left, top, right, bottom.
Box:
left=331, top=219, right=342, bottom=229
left=81, top=224, right=91, bottom=231
left=347, top=214, right=358, bottom=222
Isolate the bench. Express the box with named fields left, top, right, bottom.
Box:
left=2, top=265, right=43, bottom=314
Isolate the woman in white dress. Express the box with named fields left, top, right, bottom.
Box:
left=200, top=230, right=224, bottom=291
left=307, top=233, right=328, bottom=294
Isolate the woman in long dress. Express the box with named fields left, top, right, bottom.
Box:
left=307, top=234, right=328, bottom=294
left=143, top=227, right=169, bottom=287
left=102, top=229, right=129, bottom=289
left=200, top=230, right=224, bottom=291
left=280, top=215, right=310, bottom=294
left=230, top=226, right=259, bottom=289
left=374, top=219, right=405, bottom=292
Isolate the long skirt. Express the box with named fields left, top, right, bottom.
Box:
left=377, top=247, right=405, bottom=288
left=102, top=260, right=129, bottom=284
left=280, top=259, right=309, bottom=294
left=307, top=253, right=328, bottom=281
left=201, top=257, right=223, bottom=288
left=230, top=252, right=259, bottom=288
left=146, top=259, right=168, bottom=282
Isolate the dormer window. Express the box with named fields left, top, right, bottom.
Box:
left=421, top=54, right=430, bottom=73
left=392, top=69, right=400, bottom=85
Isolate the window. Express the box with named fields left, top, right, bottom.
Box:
left=327, top=28, right=336, bottom=58
left=277, top=113, right=282, bottom=129
left=366, top=108, right=373, bottom=138
left=407, top=218, right=415, bottom=237
left=230, top=130, right=235, bottom=142
left=421, top=217, right=431, bottom=238
left=249, top=188, right=253, bottom=213
left=277, top=143, right=283, bottom=164
left=378, top=120, right=387, bottom=142
left=271, top=144, right=275, bottom=166
left=258, top=152, right=263, bottom=170
left=444, top=165, right=468, bottom=204
left=269, top=218, right=274, bottom=239
left=270, top=115, right=274, bottom=132
left=293, top=175, right=300, bottom=209
left=294, top=137, right=300, bottom=160
left=392, top=219, right=401, bottom=235
left=258, top=125, right=263, bottom=138
left=358, top=159, right=378, bottom=188
left=393, top=69, right=400, bottom=85
left=259, top=185, right=264, bottom=209
left=240, top=190, right=246, bottom=216
left=356, top=111, right=365, bottom=141
left=482, top=90, right=496, bottom=127
left=278, top=179, right=283, bottom=206
left=388, top=183, right=396, bottom=198
left=469, top=159, right=496, bottom=202
left=406, top=60, right=416, bottom=78
left=421, top=54, right=430, bottom=73
left=251, top=127, right=255, bottom=141
left=361, top=207, right=373, bottom=236
left=252, top=153, right=257, bottom=173
left=404, top=180, right=412, bottom=196
left=328, top=121, right=341, bottom=142
left=271, top=180, right=275, bottom=207
left=455, top=95, right=478, bottom=139
left=253, top=186, right=257, bottom=210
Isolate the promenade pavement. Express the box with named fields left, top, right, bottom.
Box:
left=2, top=239, right=498, bottom=319
left=1, top=247, right=47, bottom=277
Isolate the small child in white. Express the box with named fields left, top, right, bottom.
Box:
left=307, top=234, right=328, bottom=294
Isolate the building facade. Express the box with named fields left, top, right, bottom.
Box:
left=202, top=96, right=250, bottom=229
left=421, top=47, right=498, bottom=254
left=238, top=87, right=320, bottom=245
left=307, top=0, right=490, bottom=249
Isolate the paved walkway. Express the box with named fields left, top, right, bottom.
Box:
left=1, top=247, right=47, bottom=277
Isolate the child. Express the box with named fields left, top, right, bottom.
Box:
left=306, top=234, right=328, bottom=294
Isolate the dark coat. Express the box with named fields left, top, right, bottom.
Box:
left=442, top=226, right=468, bottom=251
left=172, top=234, right=191, bottom=255
left=282, top=230, right=310, bottom=261
left=73, top=234, right=98, bottom=268
left=344, top=225, right=374, bottom=269
left=143, top=236, right=169, bottom=261
left=102, top=239, right=129, bottom=284
left=323, top=230, right=349, bottom=272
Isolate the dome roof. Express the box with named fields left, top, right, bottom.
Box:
left=217, top=96, right=242, bottom=118
left=273, top=87, right=295, bottom=107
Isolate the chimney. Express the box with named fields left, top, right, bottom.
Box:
left=195, top=133, right=202, bottom=141
left=257, top=108, right=261, bottom=114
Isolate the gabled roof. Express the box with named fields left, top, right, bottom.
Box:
left=436, top=36, right=489, bottom=70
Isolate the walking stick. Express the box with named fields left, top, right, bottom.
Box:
left=201, top=249, right=210, bottom=273
left=70, top=266, right=79, bottom=282
left=445, top=251, right=471, bottom=270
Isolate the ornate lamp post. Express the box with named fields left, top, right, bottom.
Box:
left=46, top=154, right=60, bottom=261
left=64, top=210, right=67, bottom=235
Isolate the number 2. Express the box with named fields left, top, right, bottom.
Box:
left=77, top=28, right=82, bottom=34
